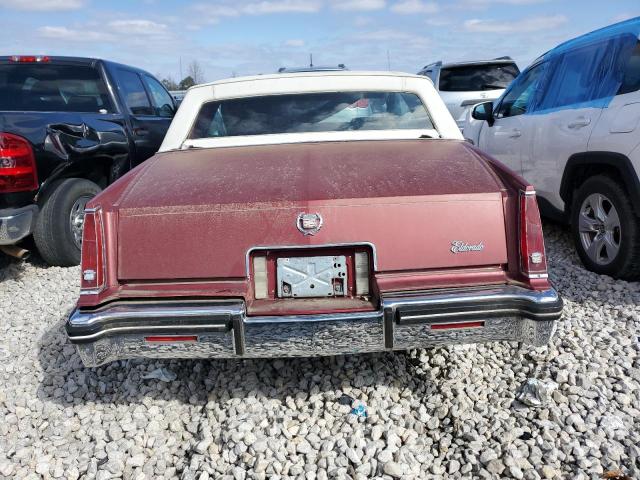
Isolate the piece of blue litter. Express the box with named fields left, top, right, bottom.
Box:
left=350, top=404, right=368, bottom=418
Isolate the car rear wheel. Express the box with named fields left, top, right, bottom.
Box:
left=33, top=178, right=102, bottom=267
left=571, top=175, right=640, bottom=280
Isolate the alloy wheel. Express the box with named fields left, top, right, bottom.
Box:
left=578, top=193, right=621, bottom=266
left=69, top=195, right=92, bottom=249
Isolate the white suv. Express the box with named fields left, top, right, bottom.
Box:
left=463, top=18, right=640, bottom=279
left=417, top=58, right=519, bottom=129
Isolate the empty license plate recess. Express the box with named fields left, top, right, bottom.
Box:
left=277, top=256, right=348, bottom=298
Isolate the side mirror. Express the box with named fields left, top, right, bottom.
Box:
left=472, top=101, right=495, bottom=126
left=159, top=104, right=175, bottom=118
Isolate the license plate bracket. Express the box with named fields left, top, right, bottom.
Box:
left=277, top=255, right=348, bottom=298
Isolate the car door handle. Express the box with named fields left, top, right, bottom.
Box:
left=495, top=128, right=522, bottom=138
left=133, top=127, right=149, bottom=137
left=568, top=117, right=591, bottom=129
left=508, top=129, right=522, bottom=138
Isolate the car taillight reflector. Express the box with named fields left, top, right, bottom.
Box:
left=519, top=190, right=548, bottom=279
left=253, top=255, right=268, bottom=299
left=431, top=321, right=484, bottom=330
left=0, top=133, right=38, bottom=193
left=10, top=55, right=50, bottom=63
left=145, top=336, right=197, bottom=343
left=354, top=251, right=370, bottom=295
left=80, top=208, right=106, bottom=294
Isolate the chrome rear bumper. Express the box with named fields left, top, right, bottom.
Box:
left=66, top=285, right=563, bottom=367
left=0, top=205, right=38, bottom=245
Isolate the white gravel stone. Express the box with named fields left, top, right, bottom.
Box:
left=0, top=224, right=639, bottom=479
left=383, top=461, right=404, bottom=478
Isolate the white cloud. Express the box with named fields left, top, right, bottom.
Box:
left=284, top=38, right=305, bottom=46
left=464, top=14, right=567, bottom=33
left=390, top=0, right=438, bottom=14
left=331, top=0, right=386, bottom=11
left=39, top=19, right=173, bottom=43
left=352, top=28, right=431, bottom=48
left=353, top=15, right=374, bottom=27
left=0, top=0, right=83, bottom=10
left=461, top=0, right=547, bottom=5
left=193, top=0, right=321, bottom=18
left=246, top=0, right=321, bottom=13
left=425, top=17, right=450, bottom=26
left=38, top=26, right=111, bottom=41
left=107, top=19, right=169, bottom=36
left=611, top=12, right=638, bottom=23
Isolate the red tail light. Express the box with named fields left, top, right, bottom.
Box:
left=0, top=133, right=38, bottom=193
left=80, top=208, right=106, bottom=294
left=519, top=189, right=548, bottom=280
left=10, top=55, right=50, bottom=63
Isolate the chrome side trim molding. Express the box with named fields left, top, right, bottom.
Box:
left=523, top=272, right=549, bottom=279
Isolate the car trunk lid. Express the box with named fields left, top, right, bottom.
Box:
left=115, top=140, right=509, bottom=280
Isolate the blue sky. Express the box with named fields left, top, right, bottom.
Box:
left=0, top=0, right=638, bottom=83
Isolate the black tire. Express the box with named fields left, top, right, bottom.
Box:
left=33, top=178, right=101, bottom=267
left=570, top=175, right=640, bottom=280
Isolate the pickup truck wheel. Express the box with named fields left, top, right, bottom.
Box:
left=571, top=175, right=640, bottom=280
left=33, top=178, right=102, bottom=267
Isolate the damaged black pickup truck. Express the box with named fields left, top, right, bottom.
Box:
left=0, top=55, right=176, bottom=265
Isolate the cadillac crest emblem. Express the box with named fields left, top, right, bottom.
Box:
left=296, top=213, right=323, bottom=236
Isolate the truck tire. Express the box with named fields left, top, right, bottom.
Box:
left=571, top=175, right=640, bottom=280
left=33, top=178, right=102, bottom=267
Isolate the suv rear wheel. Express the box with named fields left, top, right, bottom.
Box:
left=33, top=178, right=102, bottom=267
left=571, top=175, right=640, bottom=280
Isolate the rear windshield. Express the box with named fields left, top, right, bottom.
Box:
left=0, top=64, right=113, bottom=112
left=439, top=63, right=520, bottom=92
left=189, top=91, right=433, bottom=139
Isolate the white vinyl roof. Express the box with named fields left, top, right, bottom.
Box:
left=159, top=71, right=463, bottom=152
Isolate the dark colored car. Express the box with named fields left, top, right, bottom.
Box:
left=0, top=55, right=176, bottom=266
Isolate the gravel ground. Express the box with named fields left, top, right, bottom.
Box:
left=0, top=223, right=639, bottom=480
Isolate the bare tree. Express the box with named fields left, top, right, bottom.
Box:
left=160, top=76, right=179, bottom=91
left=187, top=60, right=205, bottom=85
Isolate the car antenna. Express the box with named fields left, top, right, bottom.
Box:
left=309, top=53, right=313, bottom=68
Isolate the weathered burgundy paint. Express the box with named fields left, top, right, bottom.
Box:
left=111, top=140, right=507, bottom=279
left=113, top=140, right=504, bottom=208
left=79, top=139, right=550, bottom=309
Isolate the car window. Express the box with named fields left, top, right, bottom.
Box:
left=618, top=40, right=640, bottom=95
left=538, top=41, right=611, bottom=110
left=115, top=69, right=153, bottom=116
left=189, top=91, right=434, bottom=139
left=495, top=63, right=546, bottom=118
left=143, top=75, right=175, bottom=117
left=439, top=63, right=519, bottom=92
left=0, top=64, right=113, bottom=112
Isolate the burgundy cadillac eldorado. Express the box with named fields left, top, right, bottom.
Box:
left=66, top=71, right=563, bottom=367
